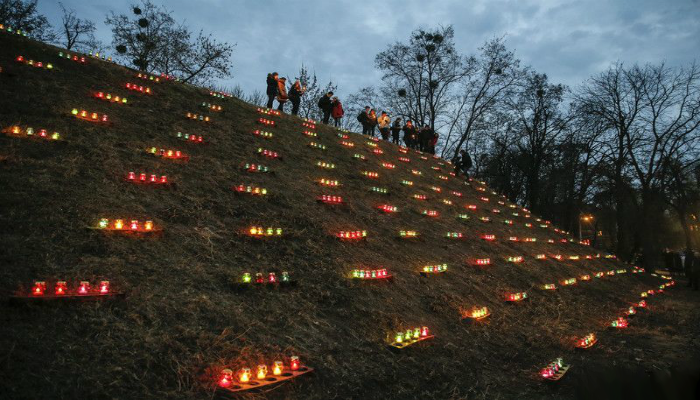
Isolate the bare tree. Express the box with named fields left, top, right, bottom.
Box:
left=105, top=0, right=176, bottom=72
left=446, top=38, right=523, bottom=160
left=175, top=31, right=234, bottom=84
left=375, top=26, right=464, bottom=131
left=58, top=2, right=97, bottom=51
left=507, top=72, right=570, bottom=210
left=105, top=0, right=233, bottom=83
left=575, top=63, right=646, bottom=259
left=245, top=90, right=266, bottom=107
left=0, top=0, right=54, bottom=40
left=576, top=62, right=700, bottom=265
left=661, top=157, right=700, bottom=250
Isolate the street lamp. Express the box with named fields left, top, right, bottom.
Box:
left=579, top=214, right=594, bottom=241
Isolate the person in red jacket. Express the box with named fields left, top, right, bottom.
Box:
left=331, top=96, right=344, bottom=127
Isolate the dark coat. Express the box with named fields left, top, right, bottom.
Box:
left=266, top=74, right=278, bottom=96
left=402, top=125, right=416, bottom=140
left=391, top=120, right=402, bottom=135
left=289, top=85, right=301, bottom=101
left=358, top=111, right=369, bottom=124
left=462, top=153, right=472, bottom=169
left=419, top=127, right=433, bottom=143
left=318, top=95, right=332, bottom=112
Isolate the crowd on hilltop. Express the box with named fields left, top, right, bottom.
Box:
left=264, top=72, right=454, bottom=159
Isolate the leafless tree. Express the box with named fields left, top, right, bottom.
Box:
left=175, top=31, right=233, bottom=84
left=0, top=0, right=54, bottom=40
left=375, top=26, right=464, bottom=131
left=57, top=2, right=97, bottom=51
left=105, top=0, right=233, bottom=82
left=445, top=38, right=523, bottom=160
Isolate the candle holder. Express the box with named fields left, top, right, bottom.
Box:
left=15, top=55, right=53, bottom=69
left=540, top=358, right=570, bottom=381
left=125, top=83, right=152, bottom=94
left=3, top=125, right=61, bottom=141
left=147, top=147, right=189, bottom=161
left=461, top=306, right=490, bottom=321
left=10, top=280, right=123, bottom=303
left=94, top=92, right=128, bottom=104
left=388, top=326, right=433, bottom=349
left=216, top=356, right=312, bottom=393
left=70, top=108, right=109, bottom=124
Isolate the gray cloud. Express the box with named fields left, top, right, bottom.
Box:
left=39, top=0, right=699, bottom=98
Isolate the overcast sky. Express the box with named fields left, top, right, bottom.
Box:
left=39, top=0, right=700, bottom=99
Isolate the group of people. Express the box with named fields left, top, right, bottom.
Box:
left=266, top=73, right=346, bottom=125
left=354, top=107, right=439, bottom=154
left=266, top=72, right=306, bottom=116
left=663, top=248, right=700, bottom=290
left=265, top=73, right=447, bottom=154
left=317, top=91, right=345, bottom=126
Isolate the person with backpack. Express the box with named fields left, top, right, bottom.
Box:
left=377, top=111, right=391, bottom=140
left=318, top=92, right=334, bottom=124
left=288, top=80, right=306, bottom=116
left=391, top=118, right=402, bottom=144
left=357, top=106, right=370, bottom=135
left=276, top=77, right=288, bottom=112
left=331, top=97, right=344, bottom=127
left=266, top=72, right=279, bottom=109
left=367, top=109, right=378, bottom=137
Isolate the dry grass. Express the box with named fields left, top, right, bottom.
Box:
left=1, top=33, right=699, bottom=400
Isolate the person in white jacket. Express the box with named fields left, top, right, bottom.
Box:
left=377, top=111, right=391, bottom=141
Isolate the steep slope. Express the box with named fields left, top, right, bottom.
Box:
left=0, top=32, right=683, bottom=399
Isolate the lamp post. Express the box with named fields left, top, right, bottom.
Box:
left=579, top=214, right=593, bottom=241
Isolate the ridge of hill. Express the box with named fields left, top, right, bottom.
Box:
left=0, top=32, right=692, bottom=400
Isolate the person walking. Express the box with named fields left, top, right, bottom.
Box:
left=288, top=80, right=305, bottom=116
left=318, top=91, right=334, bottom=124
left=276, top=77, right=288, bottom=112
left=331, top=97, right=344, bottom=127
left=391, top=117, right=402, bottom=144
left=377, top=111, right=391, bottom=141
left=368, top=109, right=378, bottom=137
left=266, top=72, right=279, bottom=109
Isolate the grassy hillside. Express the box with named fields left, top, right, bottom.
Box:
left=0, top=32, right=696, bottom=400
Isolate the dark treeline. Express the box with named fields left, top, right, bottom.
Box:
left=2, top=2, right=699, bottom=267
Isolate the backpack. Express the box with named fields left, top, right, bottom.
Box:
left=357, top=112, right=364, bottom=123
left=317, top=97, right=325, bottom=108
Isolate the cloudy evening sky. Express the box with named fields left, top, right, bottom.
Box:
left=39, top=0, right=700, bottom=99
